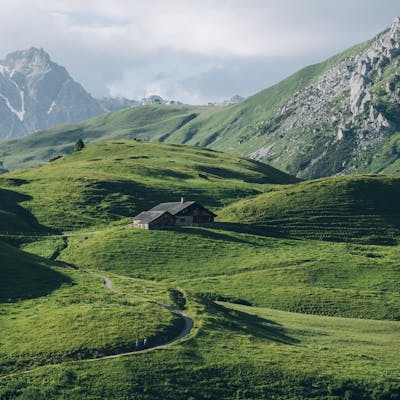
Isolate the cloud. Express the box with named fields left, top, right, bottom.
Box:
left=0, top=0, right=398, bottom=103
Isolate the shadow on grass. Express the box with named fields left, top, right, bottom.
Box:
left=172, top=225, right=266, bottom=247
left=174, top=222, right=298, bottom=244
left=213, top=222, right=399, bottom=246
left=0, top=243, right=72, bottom=302
left=90, top=180, right=259, bottom=217
left=212, top=222, right=295, bottom=239
left=204, top=299, right=299, bottom=345
left=0, top=187, right=59, bottom=234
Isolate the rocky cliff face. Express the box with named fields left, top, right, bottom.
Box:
left=248, top=17, right=400, bottom=178
left=0, top=48, right=104, bottom=138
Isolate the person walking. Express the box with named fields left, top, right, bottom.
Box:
left=143, top=337, right=148, bottom=348
left=135, top=338, right=140, bottom=351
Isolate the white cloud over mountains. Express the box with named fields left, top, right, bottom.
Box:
left=0, top=0, right=399, bottom=103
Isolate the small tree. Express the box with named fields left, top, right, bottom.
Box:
left=74, top=138, right=85, bottom=152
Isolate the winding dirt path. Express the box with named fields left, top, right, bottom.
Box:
left=89, top=273, right=193, bottom=359
left=0, top=274, right=193, bottom=378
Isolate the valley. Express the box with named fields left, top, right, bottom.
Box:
left=1, top=14, right=400, bottom=400
left=1, top=141, right=399, bottom=399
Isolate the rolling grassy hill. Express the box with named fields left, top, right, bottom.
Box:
left=0, top=242, right=184, bottom=375
left=46, top=224, right=400, bottom=321
left=0, top=140, right=296, bottom=231
left=1, top=141, right=400, bottom=398
left=2, top=294, right=399, bottom=399
left=0, top=105, right=218, bottom=171
left=219, top=174, right=400, bottom=244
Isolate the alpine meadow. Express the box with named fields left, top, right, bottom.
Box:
left=1, top=5, right=400, bottom=400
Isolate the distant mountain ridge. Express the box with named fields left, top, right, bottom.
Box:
left=0, top=47, right=104, bottom=138
left=0, top=48, right=185, bottom=138
left=1, top=18, right=400, bottom=178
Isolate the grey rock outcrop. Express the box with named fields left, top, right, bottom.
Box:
left=140, top=95, right=182, bottom=105
left=249, top=17, right=400, bottom=178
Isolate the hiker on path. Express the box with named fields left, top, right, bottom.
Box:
left=135, top=338, right=140, bottom=351
left=143, top=337, right=148, bottom=348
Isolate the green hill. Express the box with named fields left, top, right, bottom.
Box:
left=2, top=290, right=399, bottom=399
left=3, top=29, right=400, bottom=180
left=0, top=244, right=183, bottom=375
left=1, top=238, right=399, bottom=397
left=0, top=140, right=296, bottom=231
left=0, top=105, right=217, bottom=171
left=1, top=140, right=400, bottom=398
left=51, top=224, right=400, bottom=321
left=219, top=175, right=400, bottom=244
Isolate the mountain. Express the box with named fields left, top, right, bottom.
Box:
left=140, top=95, right=183, bottom=105
left=208, top=94, right=245, bottom=106
left=129, top=17, right=399, bottom=179
left=1, top=18, right=400, bottom=177
left=246, top=17, right=400, bottom=179
left=0, top=47, right=105, bottom=138
left=0, top=47, right=187, bottom=139
left=97, top=96, right=139, bottom=112
left=0, top=104, right=220, bottom=171
left=162, top=17, right=400, bottom=179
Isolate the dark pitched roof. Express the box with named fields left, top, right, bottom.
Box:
left=149, top=201, right=197, bottom=215
left=133, top=210, right=173, bottom=224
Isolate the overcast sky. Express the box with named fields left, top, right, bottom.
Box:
left=0, top=0, right=399, bottom=104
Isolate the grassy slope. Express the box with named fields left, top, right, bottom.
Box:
left=0, top=105, right=218, bottom=171
left=218, top=174, right=400, bottom=244
left=162, top=42, right=372, bottom=154
left=0, top=241, right=70, bottom=302
left=0, top=186, right=50, bottom=233
left=2, top=299, right=399, bottom=399
left=44, top=224, right=399, bottom=321
left=0, top=242, right=182, bottom=375
left=0, top=140, right=296, bottom=231
left=1, top=142, right=400, bottom=398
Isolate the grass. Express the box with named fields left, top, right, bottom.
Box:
left=23, top=224, right=399, bottom=321
left=0, top=140, right=296, bottom=231
left=1, top=141, right=399, bottom=398
left=218, top=174, right=400, bottom=244
left=1, top=298, right=399, bottom=399
left=0, top=105, right=219, bottom=171
left=0, top=244, right=184, bottom=375
left=0, top=241, right=70, bottom=302
left=0, top=186, right=49, bottom=233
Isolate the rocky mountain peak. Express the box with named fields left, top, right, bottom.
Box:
left=348, top=17, right=400, bottom=119
left=0, top=47, right=103, bottom=138
left=390, top=16, right=400, bottom=32
left=3, top=47, right=52, bottom=75
left=6, top=47, right=50, bottom=62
